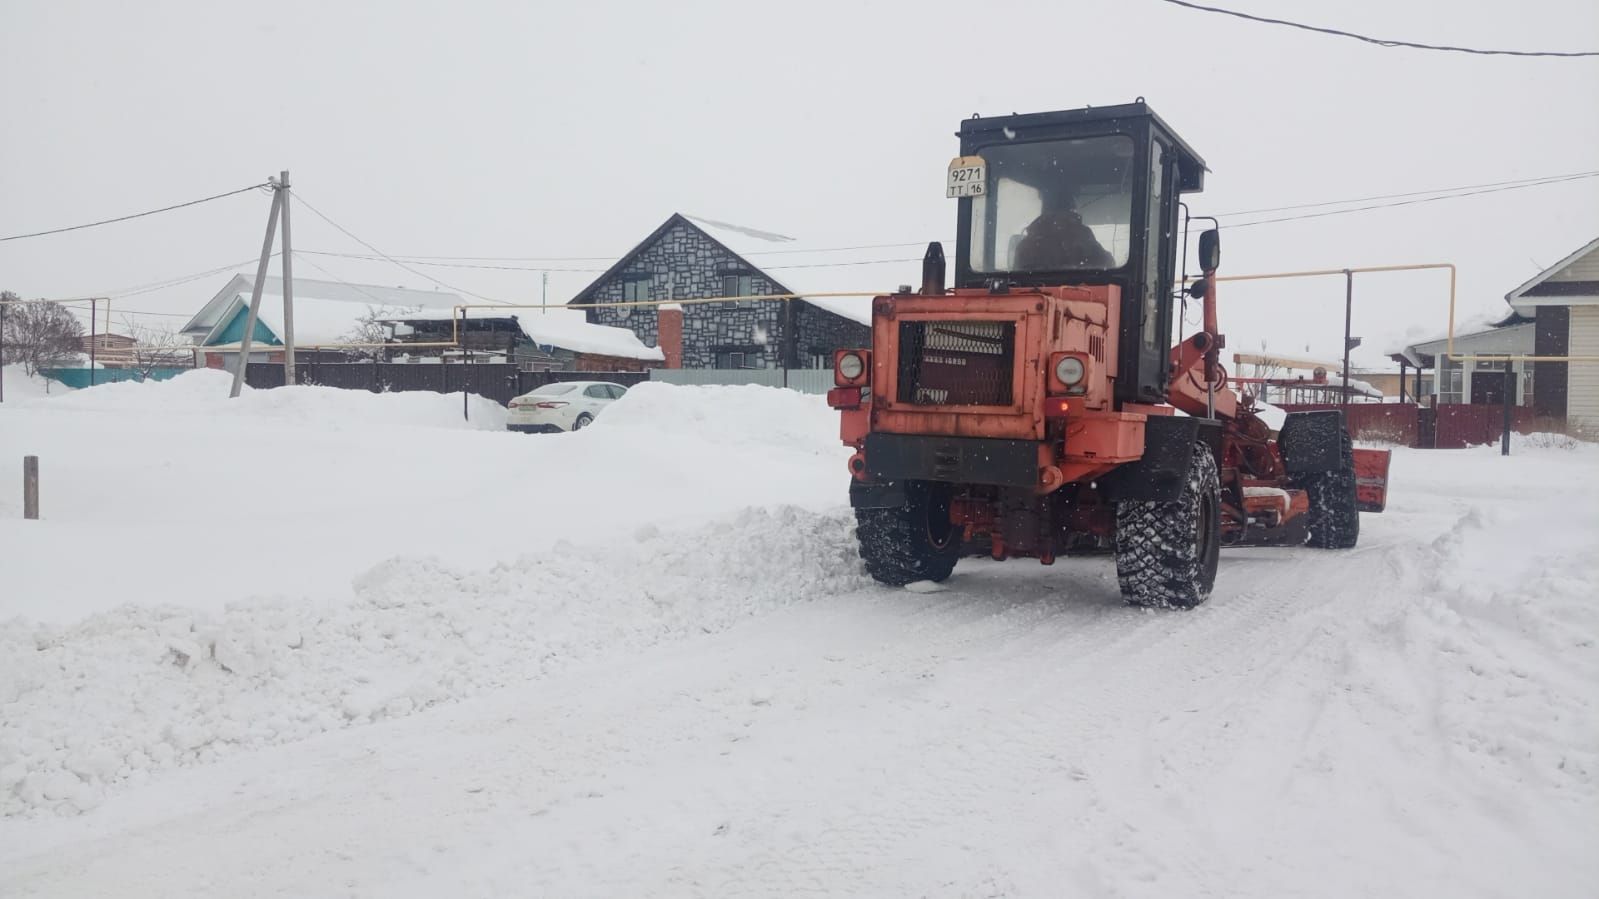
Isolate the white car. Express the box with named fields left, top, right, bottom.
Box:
left=507, top=381, right=628, bottom=433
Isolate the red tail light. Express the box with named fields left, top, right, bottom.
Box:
left=535, top=401, right=568, bottom=409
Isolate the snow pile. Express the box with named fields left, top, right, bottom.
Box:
left=0, top=364, right=67, bottom=401
left=1490, top=431, right=1596, bottom=453
left=31, top=367, right=507, bottom=430
left=0, top=506, right=865, bottom=816
left=591, top=381, right=839, bottom=452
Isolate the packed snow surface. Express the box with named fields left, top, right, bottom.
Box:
left=2, top=373, right=1594, bottom=897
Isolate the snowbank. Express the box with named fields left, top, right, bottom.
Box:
left=0, top=507, right=865, bottom=816
left=591, top=381, right=839, bottom=452
left=30, top=368, right=507, bottom=430
left=0, top=378, right=849, bottom=626
left=0, top=364, right=68, bottom=402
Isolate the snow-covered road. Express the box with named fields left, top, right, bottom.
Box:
left=2, top=374, right=1594, bottom=897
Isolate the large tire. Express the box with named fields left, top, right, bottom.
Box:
left=1115, top=442, right=1221, bottom=609
left=855, top=481, right=960, bottom=587
left=1297, top=431, right=1359, bottom=549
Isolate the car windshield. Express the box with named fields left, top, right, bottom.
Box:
left=529, top=383, right=578, bottom=396
left=968, top=134, right=1136, bottom=273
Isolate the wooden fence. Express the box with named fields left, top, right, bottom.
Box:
left=1276, top=402, right=1551, bottom=449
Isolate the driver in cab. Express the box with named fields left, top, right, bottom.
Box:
left=1013, top=180, right=1114, bottom=271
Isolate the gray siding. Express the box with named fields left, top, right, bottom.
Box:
left=583, top=220, right=869, bottom=369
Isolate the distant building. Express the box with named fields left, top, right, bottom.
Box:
left=568, top=213, right=871, bottom=370
left=77, top=333, right=137, bottom=369
left=1392, top=313, right=1535, bottom=407
left=180, top=275, right=461, bottom=371
left=378, top=309, right=663, bottom=371
left=1505, top=236, right=1599, bottom=430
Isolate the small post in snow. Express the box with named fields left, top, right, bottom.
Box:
left=23, top=455, right=39, bottom=520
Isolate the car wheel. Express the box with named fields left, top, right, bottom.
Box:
left=572, top=413, right=594, bottom=431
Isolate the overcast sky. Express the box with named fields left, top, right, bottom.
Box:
left=3, top=0, right=1596, bottom=368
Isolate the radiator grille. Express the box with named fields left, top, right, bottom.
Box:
left=896, top=321, right=1016, bottom=406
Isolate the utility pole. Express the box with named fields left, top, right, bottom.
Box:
left=279, top=170, right=297, bottom=386
left=230, top=186, right=284, bottom=398
left=541, top=271, right=549, bottom=315
left=1501, top=363, right=1513, bottom=456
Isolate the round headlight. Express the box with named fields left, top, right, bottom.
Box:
left=838, top=352, right=865, bottom=380
left=1055, top=356, right=1086, bottom=386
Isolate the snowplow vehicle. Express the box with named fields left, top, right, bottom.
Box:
left=828, top=101, right=1391, bottom=607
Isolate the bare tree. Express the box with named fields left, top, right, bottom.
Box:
left=122, top=318, right=194, bottom=378
left=1, top=299, right=85, bottom=376
left=337, top=305, right=413, bottom=361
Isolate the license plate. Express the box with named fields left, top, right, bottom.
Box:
left=946, top=156, right=987, bottom=198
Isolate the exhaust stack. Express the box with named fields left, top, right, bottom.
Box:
left=921, top=242, right=946, bottom=296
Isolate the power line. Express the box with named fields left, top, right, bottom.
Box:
left=1155, top=0, right=1599, bottom=57
left=1227, top=171, right=1599, bottom=228
left=292, top=254, right=429, bottom=307
left=289, top=192, right=511, bottom=305
left=296, top=248, right=926, bottom=273
left=0, top=183, right=271, bottom=243
left=1216, top=170, right=1599, bottom=217
left=293, top=239, right=946, bottom=265
left=296, top=249, right=608, bottom=273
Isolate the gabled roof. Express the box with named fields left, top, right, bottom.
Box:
left=568, top=213, right=874, bottom=326
left=1506, top=235, right=1599, bottom=310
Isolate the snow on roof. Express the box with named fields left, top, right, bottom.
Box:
left=186, top=275, right=465, bottom=347
left=379, top=308, right=663, bottom=361
left=1390, top=314, right=1533, bottom=365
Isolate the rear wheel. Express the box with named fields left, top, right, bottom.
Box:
left=572, top=413, right=594, bottom=431
left=1297, top=431, right=1359, bottom=549
left=855, top=481, right=961, bottom=587
left=1115, top=442, right=1221, bottom=609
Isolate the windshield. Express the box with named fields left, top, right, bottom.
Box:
left=529, top=383, right=578, bottom=396
left=968, top=134, right=1136, bottom=273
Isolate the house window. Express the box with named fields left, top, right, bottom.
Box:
left=618, top=275, right=651, bottom=320
left=715, top=350, right=757, bottom=369
left=721, top=273, right=755, bottom=308
left=1437, top=359, right=1463, bottom=405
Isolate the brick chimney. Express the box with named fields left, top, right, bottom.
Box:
left=657, top=304, right=684, bottom=369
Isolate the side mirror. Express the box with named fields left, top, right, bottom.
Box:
left=1198, top=229, right=1221, bottom=272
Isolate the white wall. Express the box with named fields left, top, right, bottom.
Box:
left=1569, top=305, right=1599, bottom=433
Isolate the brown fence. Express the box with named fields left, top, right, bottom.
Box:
left=1275, top=402, right=1549, bottom=449
left=245, top=363, right=651, bottom=407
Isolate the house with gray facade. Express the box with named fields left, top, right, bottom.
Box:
left=568, top=213, right=871, bottom=370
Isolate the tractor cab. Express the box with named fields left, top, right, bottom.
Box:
left=951, top=101, right=1207, bottom=403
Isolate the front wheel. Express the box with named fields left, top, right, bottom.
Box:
left=1115, top=442, right=1221, bottom=609
left=855, top=481, right=961, bottom=587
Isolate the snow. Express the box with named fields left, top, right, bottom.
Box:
left=2, top=376, right=1596, bottom=897
left=0, top=365, right=68, bottom=401
left=383, top=307, right=664, bottom=361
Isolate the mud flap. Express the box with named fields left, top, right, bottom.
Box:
left=1098, top=415, right=1218, bottom=503
left=1352, top=448, right=1391, bottom=513
left=849, top=480, right=907, bottom=509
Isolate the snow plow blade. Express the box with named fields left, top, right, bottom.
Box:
left=1352, top=448, right=1391, bottom=513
